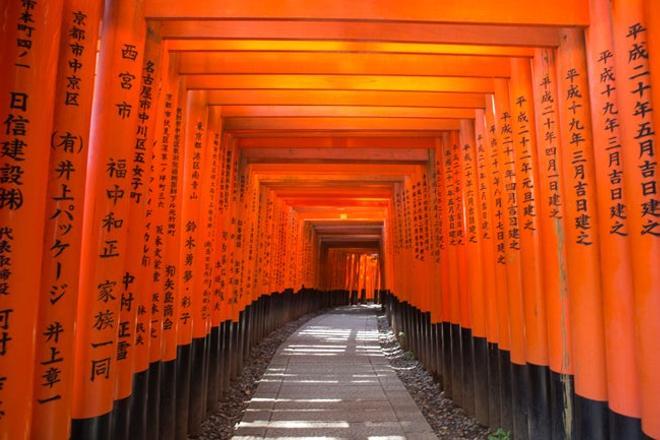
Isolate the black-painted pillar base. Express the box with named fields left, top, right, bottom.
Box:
left=473, top=336, right=489, bottom=425
left=487, top=342, right=501, bottom=428
left=71, top=411, right=112, bottom=440
left=608, top=409, right=646, bottom=440
left=575, top=394, right=609, bottom=440
left=188, top=336, right=207, bottom=436
left=146, top=361, right=161, bottom=440
left=548, top=371, right=575, bottom=440
left=111, top=393, right=133, bottom=440
left=175, top=344, right=191, bottom=440
left=129, top=369, right=150, bottom=440
left=461, top=327, right=475, bottom=416
left=528, top=363, right=551, bottom=439
left=510, top=362, right=530, bottom=440
left=160, top=358, right=177, bottom=440
left=206, top=325, right=221, bottom=413
left=498, top=351, right=513, bottom=433
left=450, top=323, right=463, bottom=405
left=442, top=322, right=452, bottom=397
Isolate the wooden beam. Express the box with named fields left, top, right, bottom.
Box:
left=145, top=0, right=588, bottom=26
left=206, top=90, right=486, bottom=108
left=243, top=147, right=429, bottom=163
left=167, top=39, right=535, bottom=57
left=232, top=129, right=450, bottom=138
left=177, top=52, right=511, bottom=77
left=224, top=117, right=462, bottom=131
left=222, top=106, right=476, bottom=119
left=160, top=21, right=561, bottom=47
left=184, top=74, right=494, bottom=93
left=237, top=136, right=437, bottom=149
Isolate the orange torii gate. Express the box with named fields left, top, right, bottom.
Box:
left=0, top=0, right=659, bottom=439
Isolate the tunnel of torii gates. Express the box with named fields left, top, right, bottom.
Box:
left=1, top=0, right=660, bottom=439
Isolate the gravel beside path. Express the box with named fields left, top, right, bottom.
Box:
left=194, top=311, right=321, bottom=439
left=376, top=310, right=490, bottom=440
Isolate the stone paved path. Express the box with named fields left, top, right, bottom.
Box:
left=232, top=305, right=437, bottom=439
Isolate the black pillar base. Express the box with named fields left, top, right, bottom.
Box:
left=174, top=344, right=192, bottom=440
left=71, top=411, right=112, bottom=440
left=111, top=393, right=133, bottom=440
left=528, top=363, right=551, bottom=439
left=146, top=361, right=161, bottom=440
left=129, top=368, right=150, bottom=440
left=510, top=362, right=530, bottom=440
left=160, top=358, right=177, bottom=440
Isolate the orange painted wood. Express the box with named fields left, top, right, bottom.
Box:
left=460, top=119, right=486, bottom=338
left=611, top=1, right=660, bottom=435
left=72, top=0, right=146, bottom=420
left=483, top=95, right=511, bottom=352
left=218, top=106, right=476, bottom=120
left=493, top=79, right=527, bottom=366
left=168, top=39, right=535, bottom=57
left=30, top=1, right=100, bottom=438
left=509, top=57, right=549, bottom=368
left=151, top=66, right=186, bottom=365
left=0, top=0, right=63, bottom=437
left=474, top=110, right=500, bottom=345
left=185, top=74, right=494, bottom=93
left=177, top=52, right=511, bottom=77
left=159, top=20, right=561, bottom=47
left=177, top=90, right=208, bottom=345
left=586, top=0, right=642, bottom=420
left=115, top=24, right=164, bottom=402
left=224, top=118, right=462, bottom=132
left=207, top=90, right=486, bottom=109
left=145, top=0, right=589, bottom=26
left=556, top=27, right=608, bottom=403
left=530, top=49, right=573, bottom=377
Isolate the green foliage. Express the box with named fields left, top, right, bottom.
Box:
left=488, top=428, right=512, bottom=440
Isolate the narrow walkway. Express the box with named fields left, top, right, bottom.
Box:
left=232, top=305, right=437, bottom=439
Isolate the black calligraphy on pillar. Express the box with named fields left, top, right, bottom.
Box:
left=565, top=67, right=592, bottom=245
left=514, top=95, right=537, bottom=232
left=464, top=142, right=478, bottom=244
left=15, top=0, right=37, bottom=69
left=596, top=49, right=628, bottom=236
left=501, top=111, right=520, bottom=250
left=489, top=123, right=506, bottom=264
left=476, top=134, right=491, bottom=241
left=539, top=73, right=563, bottom=220
left=624, top=23, right=658, bottom=237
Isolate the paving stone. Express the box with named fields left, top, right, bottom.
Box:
left=229, top=305, right=436, bottom=439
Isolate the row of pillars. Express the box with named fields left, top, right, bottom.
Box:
left=322, top=249, right=382, bottom=301
left=0, top=0, right=331, bottom=438
left=378, top=3, right=659, bottom=439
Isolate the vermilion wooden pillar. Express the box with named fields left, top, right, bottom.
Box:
left=556, top=27, right=609, bottom=439
left=494, top=78, right=529, bottom=440
left=31, top=1, right=100, bottom=439
left=611, top=1, right=660, bottom=437
left=530, top=47, right=575, bottom=440
left=0, top=1, right=63, bottom=438
left=459, top=118, right=488, bottom=424
left=112, top=23, right=163, bottom=440
left=482, top=101, right=513, bottom=431
left=474, top=109, right=502, bottom=427
left=170, top=89, right=207, bottom=439
left=585, top=0, right=644, bottom=437
left=509, top=57, right=551, bottom=439
left=71, top=0, right=146, bottom=438
left=188, top=103, right=222, bottom=436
